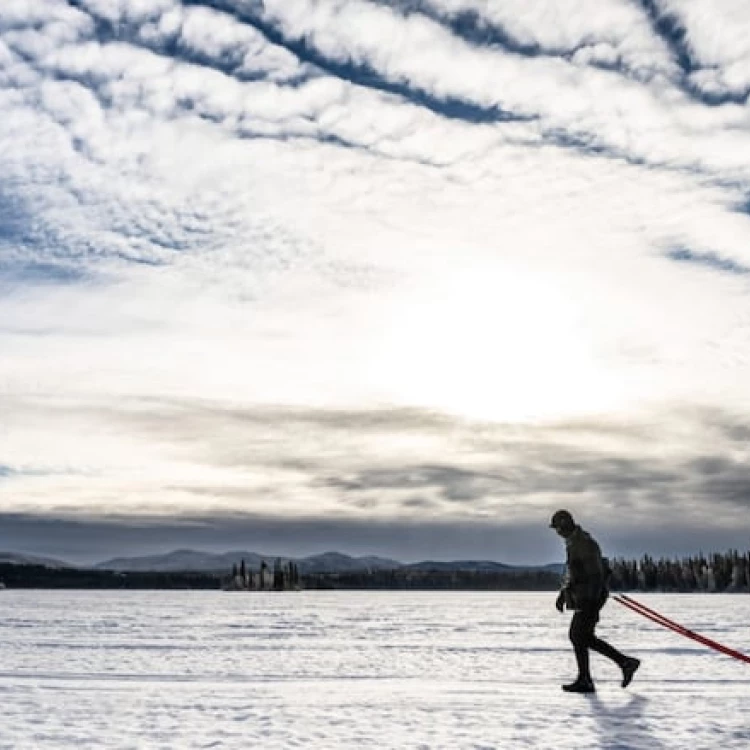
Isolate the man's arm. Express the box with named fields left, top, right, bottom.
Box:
left=555, top=550, right=574, bottom=611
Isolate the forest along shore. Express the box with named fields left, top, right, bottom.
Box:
left=1, top=549, right=749, bottom=591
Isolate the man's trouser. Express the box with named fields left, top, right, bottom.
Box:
left=569, top=603, right=625, bottom=679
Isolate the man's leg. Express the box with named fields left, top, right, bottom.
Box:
left=565, top=608, right=597, bottom=691
left=588, top=615, right=641, bottom=688
left=589, top=635, right=626, bottom=666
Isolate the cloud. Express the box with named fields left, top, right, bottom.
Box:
left=380, top=0, right=674, bottom=83
left=3, top=0, right=750, bottom=561
left=251, top=0, right=750, bottom=176
left=665, top=247, right=750, bottom=276
left=3, top=395, right=749, bottom=541
left=653, top=0, right=750, bottom=103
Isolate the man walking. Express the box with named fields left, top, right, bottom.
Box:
left=550, top=509, right=640, bottom=693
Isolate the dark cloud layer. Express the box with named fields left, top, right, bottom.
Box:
left=0, top=511, right=549, bottom=565
left=3, top=396, right=750, bottom=562
left=0, top=506, right=746, bottom=568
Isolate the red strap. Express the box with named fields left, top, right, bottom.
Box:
left=614, top=594, right=750, bottom=665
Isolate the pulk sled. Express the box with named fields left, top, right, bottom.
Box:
left=614, top=593, right=750, bottom=665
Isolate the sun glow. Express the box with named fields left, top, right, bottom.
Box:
left=372, top=265, right=626, bottom=423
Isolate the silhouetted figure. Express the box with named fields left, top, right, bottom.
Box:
left=550, top=509, right=640, bottom=693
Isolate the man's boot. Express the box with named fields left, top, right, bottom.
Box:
left=562, top=678, right=596, bottom=693
left=621, top=657, right=640, bottom=688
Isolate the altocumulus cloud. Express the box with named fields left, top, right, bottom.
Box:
left=1, top=0, right=750, bottom=563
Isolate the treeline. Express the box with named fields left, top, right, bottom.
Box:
left=225, top=558, right=301, bottom=591
left=0, top=563, right=222, bottom=589
left=304, top=551, right=750, bottom=593
left=2, top=550, right=749, bottom=592
left=304, top=568, right=561, bottom=591
left=609, top=550, right=750, bottom=593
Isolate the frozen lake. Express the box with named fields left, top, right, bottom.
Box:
left=0, top=590, right=748, bottom=749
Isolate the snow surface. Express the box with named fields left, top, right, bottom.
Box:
left=0, top=591, right=748, bottom=749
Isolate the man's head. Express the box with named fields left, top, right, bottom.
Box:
left=549, top=509, right=576, bottom=538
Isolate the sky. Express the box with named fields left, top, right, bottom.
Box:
left=1, top=0, right=750, bottom=565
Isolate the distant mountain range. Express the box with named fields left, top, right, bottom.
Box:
left=94, top=549, right=404, bottom=574
left=0, top=551, right=73, bottom=568
left=0, top=549, right=564, bottom=575
left=405, top=560, right=564, bottom=574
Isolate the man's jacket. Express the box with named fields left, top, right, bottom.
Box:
left=561, top=526, right=608, bottom=609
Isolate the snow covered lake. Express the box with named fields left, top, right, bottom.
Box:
left=0, top=590, right=748, bottom=749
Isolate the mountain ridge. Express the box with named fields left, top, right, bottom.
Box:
left=1, top=549, right=564, bottom=575
left=95, top=549, right=404, bottom=573
left=0, top=551, right=73, bottom=569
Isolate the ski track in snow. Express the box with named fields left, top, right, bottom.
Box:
left=0, top=591, right=748, bottom=749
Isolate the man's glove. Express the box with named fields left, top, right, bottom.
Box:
left=555, top=590, right=566, bottom=613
